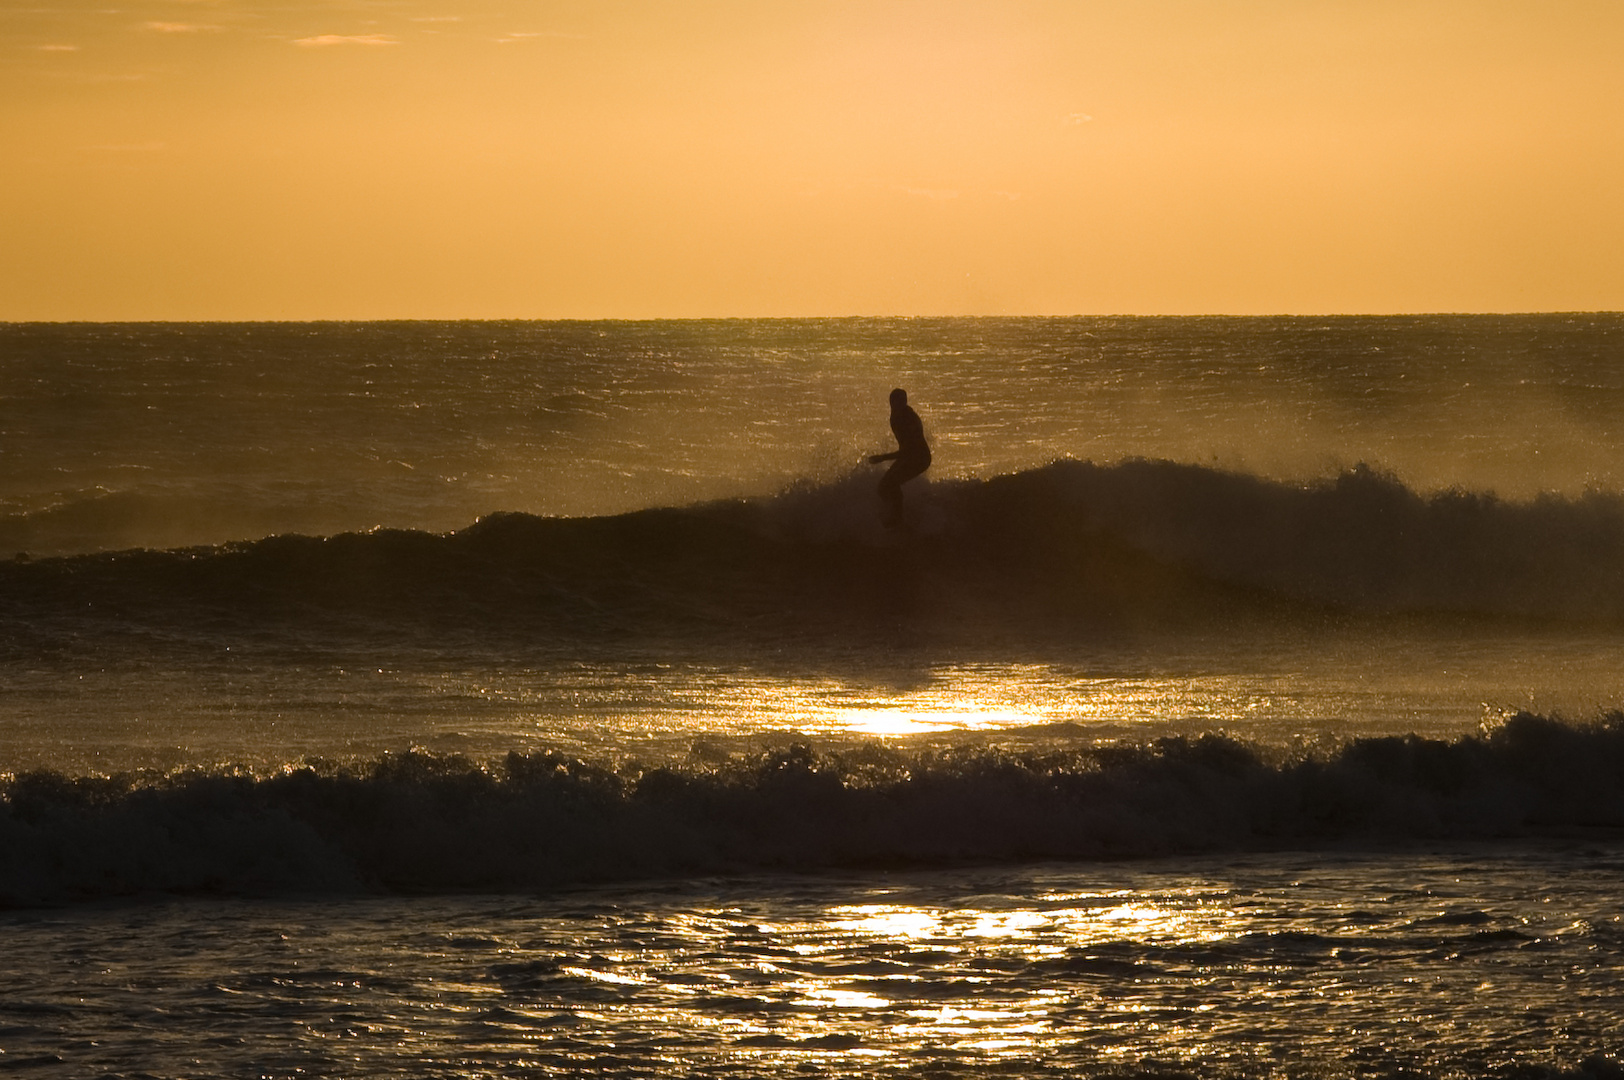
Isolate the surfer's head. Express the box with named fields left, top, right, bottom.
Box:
left=889, top=388, right=908, bottom=408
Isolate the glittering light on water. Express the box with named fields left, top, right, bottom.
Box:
left=827, top=905, right=940, bottom=939
left=806, top=987, right=890, bottom=1009
left=5, top=852, right=1600, bottom=1076
left=832, top=706, right=1042, bottom=735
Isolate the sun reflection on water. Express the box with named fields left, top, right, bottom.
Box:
left=833, top=706, right=1042, bottom=736
left=10, top=852, right=1599, bottom=1077
left=707, top=661, right=1451, bottom=746
left=364, top=653, right=1525, bottom=772
left=824, top=893, right=1234, bottom=952
left=645, top=885, right=1253, bottom=1064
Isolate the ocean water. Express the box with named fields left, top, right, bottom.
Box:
left=3, top=316, right=1624, bottom=1078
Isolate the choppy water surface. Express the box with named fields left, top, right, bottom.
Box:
left=4, top=846, right=1620, bottom=1078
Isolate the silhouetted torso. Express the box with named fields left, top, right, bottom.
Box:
left=889, top=401, right=930, bottom=470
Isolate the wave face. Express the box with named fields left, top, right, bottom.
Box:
left=1022, top=458, right=1624, bottom=620
left=3, top=712, right=1622, bottom=907
left=6, top=461, right=1624, bottom=649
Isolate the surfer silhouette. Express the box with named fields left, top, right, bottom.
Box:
left=867, top=388, right=931, bottom=527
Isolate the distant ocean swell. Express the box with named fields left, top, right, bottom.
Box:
left=7, top=460, right=1624, bottom=644
left=4, top=712, right=1623, bottom=907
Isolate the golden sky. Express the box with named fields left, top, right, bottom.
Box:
left=3, top=0, right=1621, bottom=319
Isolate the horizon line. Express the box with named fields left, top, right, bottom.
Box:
left=5, top=310, right=1622, bottom=326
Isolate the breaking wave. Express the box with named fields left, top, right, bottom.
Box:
left=6, top=460, right=1624, bottom=648
left=4, top=712, right=1623, bottom=907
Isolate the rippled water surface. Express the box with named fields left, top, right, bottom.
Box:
left=4, top=845, right=1620, bottom=1078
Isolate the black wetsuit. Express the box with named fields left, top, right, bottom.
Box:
left=878, top=402, right=930, bottom=522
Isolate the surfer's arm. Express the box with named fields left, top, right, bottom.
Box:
left=868, top=451, right=899, bottom=464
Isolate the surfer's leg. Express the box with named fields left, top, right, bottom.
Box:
left=878, top=458, right=926, bottom=526
left=893, top=459, right=928, bottom=488
left=877, top=469, right=904, bottom=525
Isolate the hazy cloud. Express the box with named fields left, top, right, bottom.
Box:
left=496, top=31, right=586, bottom=43
left=410, top=16, right=462, bottom=23
left=35, top=44, right=81, bottom=52
left=1066, top=113, right=1094, bottom=124
left=294, top=34, right=399, bottom=47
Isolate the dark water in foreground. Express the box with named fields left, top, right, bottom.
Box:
left=4, top=847, right=1621, bottom=1078
left=3, top=317, right=1624, bottom=1076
